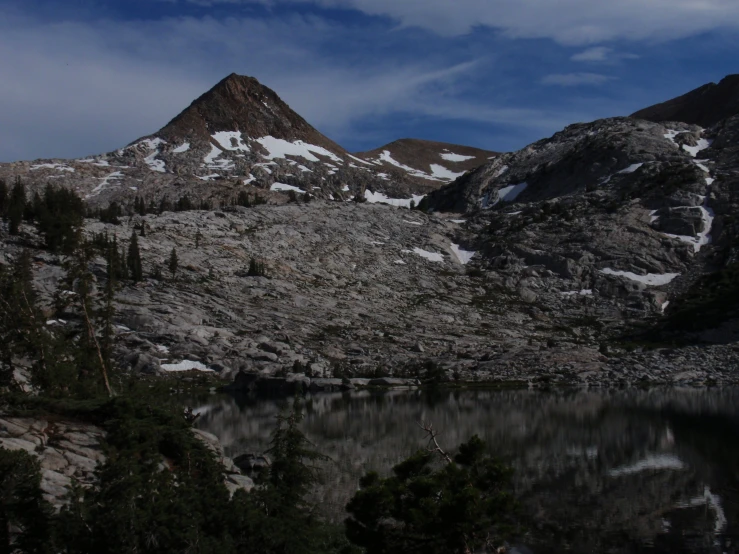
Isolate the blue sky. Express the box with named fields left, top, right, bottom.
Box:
left=1, top=0, right=737, bottom=162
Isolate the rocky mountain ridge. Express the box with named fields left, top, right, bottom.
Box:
left=2, top=74, right=739, bottom=392
left=0, top=74, right=495, bottom=210
left=631, top=74, right=739, bottom=127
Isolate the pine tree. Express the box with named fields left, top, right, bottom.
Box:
left=0, top=448, right=53, bottom=553
left=345, top=434, right=518, bottom=554
left=195, top=229, right=202, bottom=249
left=0, top=250, right=50, bottom=390
left=63, top=242, right=115, bottom=397
left=0, top=179, right=7, bottom=219
left=8, top=178, right=26, bottom=235
left=247, top=257, right=265, bottom=277
left=36, top=185, right=85, bottom=253
left=119, top=244, right=128, bottom=280
left=127, top=231, right=143, bottom=283
left=168, top=248, right=178, bottom=279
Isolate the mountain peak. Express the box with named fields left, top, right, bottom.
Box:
left=153, top=73, right=346, bottom=155
left=631, top=73, right=739, bottom=127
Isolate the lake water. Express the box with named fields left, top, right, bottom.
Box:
left=193, top=387, right=739, bottom=553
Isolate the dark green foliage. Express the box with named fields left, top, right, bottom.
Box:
left=303, top=192, right=312, bottom=203
left=127, top=231, right=143, bottom=283
left=345, top=435, right=518, bottom=554
left=228, top=401, right=357, bottom=554
left=57, top=242, right=115, bottom=398
left=133, top=196, right=147, bottom=216
left=174, top=194, right=193, bottom=212
left=195, top=228, right=202, bottom=248
left=288, top=190, right=299, bottom=203
left=99, top=201, right=122, bottom=224
left=25, top=191, right=41, bottom=222
left=0, top=448, right=53, bottom=553
left=0, top=179, right=7, bottom=218
left=35, top=185, right=85, bottom=253
left=54, top=396, right=238, bottom=554
left=247, top=257, right=266, bottom=277
left=0, top=250, right=49, bottom=391
left=8, top=177, right=26, bottom=235
left=168, top=247, right=178, bottom=279
left=236, top=191, right=267, bottom=208
left=158, top=196, right=171, bottom=214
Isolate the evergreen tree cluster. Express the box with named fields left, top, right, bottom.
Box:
left=1, top=180, right=85, bottom=252
left=235, top=191, right=266, bottom=208
left=3, top=178, right=28, bottom=235
left=0, top=247, right=115, bottom=398
left=98, top=201, right=122, bottom=224
left=346, top=435, right=518, bottom=554
left=247, top=257, right=266, bottom=277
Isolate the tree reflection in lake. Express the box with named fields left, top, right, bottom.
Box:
left=194, top=387, right=739, bottom=553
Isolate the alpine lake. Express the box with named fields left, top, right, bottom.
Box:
left=192, top=386, right=739, bottom=553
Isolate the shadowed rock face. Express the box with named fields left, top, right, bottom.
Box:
left=631, top=74, right=739, bottom=128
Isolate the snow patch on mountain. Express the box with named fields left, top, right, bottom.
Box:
left=87, top=171, right=123, bottom=198
left=364, top=189, right=425, bottom=209
left=161, top=360, right=214, bottom=373
left=203, top=145, right=234, bottom=171
left=403, top=247, right=444, bottom=262
left=173, top=143, right=190, bottom=153
left=30, top=163, right=75, bottom=172
left=271, top=183, right=306, bottom=194
left=599, top=269, right=679, bottom=286
left=441, top=152, right=475, bottom=162
left=450, top=243, right=475, bottom=264
left=683, top=138, right=711, bottom=158
left=429, top=164, right=465, bottom=181
left=257, top=137, right=342, bottom=164
left=212, top=132, right=250, bottom=152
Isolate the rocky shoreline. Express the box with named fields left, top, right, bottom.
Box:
left=0, top=414, right=253, bottom=509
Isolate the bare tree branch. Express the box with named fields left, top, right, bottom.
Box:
left=81, top=298, right=114, bottom=398
left=417, top=420, right=452, bottom=464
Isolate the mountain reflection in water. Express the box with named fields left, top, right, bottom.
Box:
left=194, top=387, right=739, bottom=553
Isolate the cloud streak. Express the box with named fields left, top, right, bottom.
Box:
left=541, top=73, right=615, bottom=87
left=0, top=10, right=577, bottom=161
left=171, top=0, right=739, bottom=44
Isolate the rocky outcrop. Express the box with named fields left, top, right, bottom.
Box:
left=0, top=416, right=105, bottom=510
left=631, top=74, right=739, bottom=127
left=0, top=414, right=252, bottom=508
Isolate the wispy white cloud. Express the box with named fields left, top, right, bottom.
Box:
left=0, top=12, right=562, bottom=161
left=541, top=72, right=615, bottom=86
left=571, top=47, right=611, bottom=62
left=173, top=0, right=739, bottom=44
left=571, top=46, right=640, bottom=63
